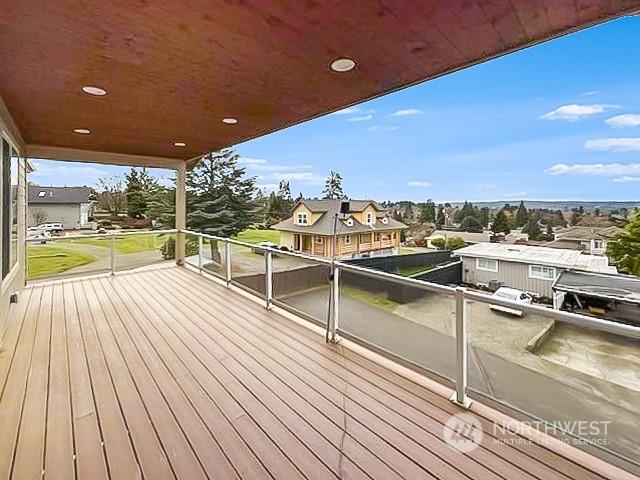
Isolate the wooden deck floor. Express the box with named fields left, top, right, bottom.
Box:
left=0, top=265, right=628, bottom=480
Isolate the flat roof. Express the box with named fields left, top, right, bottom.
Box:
left=454, top=242, right=616, bottom=273
left=1, top=1, right=639, bottom=164
left=554, top=270, right=640, bottom=305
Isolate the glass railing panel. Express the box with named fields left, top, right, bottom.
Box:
left=114, top=232, right=174, bottom=272
left=27, top=235, right=111, bottom=280
left=201, top=237, right=228, bottom=279
left=467, top=298, right=640, bottom=467
left=338, top=267, right=456, bottom=382
left=271, top=254, right=331, bottom=326
left=184, top=232, right=201, bottom=269
left=230, top=242, right=266, bottom=295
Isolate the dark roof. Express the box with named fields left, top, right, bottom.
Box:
left=273, top=199, right=406, bottom=235
left=27, top=186, right=92, bottom=204
left=554, top=270, right=640, bottom=305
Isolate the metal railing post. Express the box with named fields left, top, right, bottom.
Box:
left=451, top=286, right=471, bottom=408
left=327, top=264, right=341, bottom=343
left=198, top=235, right=203, bottom=272
left=225, top=241, right=232, bottom=286
left=265, top=250, right=273, bottom=309
left=110, top=233, right=116, bottom=275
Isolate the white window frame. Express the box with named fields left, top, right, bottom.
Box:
left=314, top=236, right=323, bottom=244
left=529, top=264, right=556, bottom=281
left=374, top=232, right=380, bottom=241
left=365, top=212, right=373, bottom=225
left=296, top=212, right=308, bottom=225
left=344, top=235, right=351, bottom=245
left=476, top=258, right=498, bottom=272
left=593, top=239, right=604, bottom=250
left=345, top=218, right=354, bottom=227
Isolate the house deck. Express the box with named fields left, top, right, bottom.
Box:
left=0, top=265, right=624, bottom=479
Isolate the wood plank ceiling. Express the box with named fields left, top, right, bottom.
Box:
left=0, top=0, right=639, bottom=162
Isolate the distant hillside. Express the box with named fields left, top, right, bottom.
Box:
left=450, top=200, right=640, bottom=213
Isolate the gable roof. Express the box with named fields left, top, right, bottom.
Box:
left=27, top=186, right=92, bottom=204
left=553, top=226, right=623, bottom=241
left=273, top=198, right=406, bottom=235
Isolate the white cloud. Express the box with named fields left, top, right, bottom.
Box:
left=371, top=180, right=387, bottom=187
left=605, top=114, right=640, bottom=128
left=581, top=90, right=599, bottom=96
left=407, top=180, right=432, bottom=187
left=366, top=125, right=398, bottom=132
left=347, top=114, right=373, bottom=122
left=331, top=107, right=359, bottom=115
left=258, top=171, right=325, bottom=186
left=546, top=162, right=640, bottom=176
left=540, top=104, right=618, bottom=121
left=391, top=109, right=423, bottom=117
left=613, top=176, right=640, bottom=183
left=584, top=137, right=640, bottom=152
left=256, top=183, right=279, bottom=192
left=30, top=160, right=109, bottom=180
left=237, top=156, right=267, bottom=165
left=250, top=163, right=313, bottom=172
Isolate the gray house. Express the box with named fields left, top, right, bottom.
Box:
left=27, top=186, right=93, bottom=230
left=454, top=243, right=617, bottom=299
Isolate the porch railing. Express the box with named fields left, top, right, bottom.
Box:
left=182, top=228, right=640, bottom=474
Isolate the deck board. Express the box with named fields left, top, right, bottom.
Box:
left=0, top=265, right=630, bottom=480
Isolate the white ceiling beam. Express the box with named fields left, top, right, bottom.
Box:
left=0, top=94, right=26, bottom=155
left=25, top=144, right=184, bottom=170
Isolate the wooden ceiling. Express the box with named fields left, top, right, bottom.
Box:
left=1, top=0, right=639, bottom=164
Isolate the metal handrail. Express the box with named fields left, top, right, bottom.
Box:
left=26, top=228, right=178, bottom=243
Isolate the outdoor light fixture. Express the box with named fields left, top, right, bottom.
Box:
left=81, top=86, right=107, bottom=96
left=72, top=128, right=91, bottom=134
left=173, top=141, right=186, bottom=147
left=330, top=58, right=356, bottom=72
left=222, top=117, right=238, bottom=124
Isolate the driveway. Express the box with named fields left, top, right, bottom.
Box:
left=282, top=287, right=640, bottom=464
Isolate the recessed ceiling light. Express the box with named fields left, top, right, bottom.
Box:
left=173, top=141, right=186, bottom=147
left=222, top=117, right=238, bottom=124
left=330, top=58, right=356, bottom=72
left=73, top=128, right=91, bottom=134
left=81, top=86, right=107, bottom=96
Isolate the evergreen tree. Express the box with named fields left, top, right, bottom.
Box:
left=515, top=200, right=529, bottom=228
left=608, top=212, right=640, bottom=275
left=419, top=199, right=436, bottom=223
left=435, top=204, right=446, bottom=226
left=490, top=209, right=511, bottom=234
left=322, top=171, right=345, bottom=199
left=479, top=207, right=490, bottom=228
left=125, top=167, right=160, bottom=218
left=460, top=216, right=483, bottom=233
left=146, top=186, right=175, bottom=228
left=522, top=218, right=542, bottom=240
left=454, top=201, right=478, bottom=223
left=187, top=149, right=260, bottom=260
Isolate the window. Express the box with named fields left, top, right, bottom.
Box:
left=374, top=233, right=380, bottom=241
left=381, top=217, right=388, bottom=224
left=593, top=239, right=603, bottom=249
left=529, top=265, right=556, bottom=280
left=314, top=236, right=323, bottom=244
left=392, top=232, right=397, bottom=240
left=476, top=258, right=498, bottom=272
left=37, top=191, right=46, bottom=197
left=344, top=235, right=351, bottom=245
left=2, top=140, right=18, bottom=279
left=365, top=212, right=373, bottom=225
left=296, top=212, right=308, bottom=225
left=360, top=234, right=370, bottom=243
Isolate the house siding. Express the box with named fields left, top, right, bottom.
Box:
left=462, top=257, right=560, bottom=298
left=28, top=203, right=83, bottom=229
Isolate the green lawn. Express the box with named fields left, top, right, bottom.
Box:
left=28, top=246, right=96, bottom=279
left=394, top=265, right=432, bottom=277
left=341, top=285, right=399, bottom=312
left=235, top=229, right=280, bottom=244
left=70, top=233, right=164, bottom=253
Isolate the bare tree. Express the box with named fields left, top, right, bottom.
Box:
left=96, top=175, right=126, bottom=215
left=32, top=209, right=47, bottom=225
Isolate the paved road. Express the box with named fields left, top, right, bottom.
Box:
left=283, top=287, right=640, bottom=466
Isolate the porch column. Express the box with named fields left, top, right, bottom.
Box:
left=175, top=163, right=186, bottom=265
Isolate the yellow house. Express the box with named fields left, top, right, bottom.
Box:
left=273, top=199, right=407, bottom=259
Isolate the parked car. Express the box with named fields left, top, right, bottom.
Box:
left=489, top=287, right=533, bottom=317
left=37, top=222, right=64, bottom=235
left=252, top=241, right=279, bottom=254
left=27, top=227, right=52, bottom=244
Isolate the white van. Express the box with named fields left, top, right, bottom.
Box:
left=489, top=287, right=533, bottom=317
left=37, top=223, right=64, bottom=232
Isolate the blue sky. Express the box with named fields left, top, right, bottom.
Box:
left=32, top=16, right=640, bottom=202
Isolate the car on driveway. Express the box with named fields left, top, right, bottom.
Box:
left=489, top=287, right=533, bottom=317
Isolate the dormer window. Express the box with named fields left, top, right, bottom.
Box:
left=365, top=212, right=373, bottom=225
left=296, top=212, right=308, bottom=225
left=38, top=191, right=46, bottom=197
left=345, top=218, right=354, bottom=227
left=381, top=217, right=388, bottom=224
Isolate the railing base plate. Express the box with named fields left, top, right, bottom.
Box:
left=449, top=392, right=472, bottom=409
